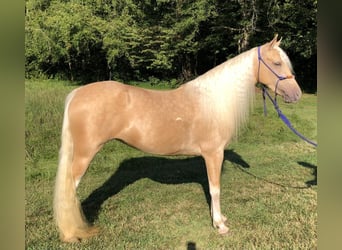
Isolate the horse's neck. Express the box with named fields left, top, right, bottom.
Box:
left=186, top=48, right=257, bottom=136
left=189, top=48, right=256, bottom=101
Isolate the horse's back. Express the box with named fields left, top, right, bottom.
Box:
left=66, top=81, right=203, bottom=155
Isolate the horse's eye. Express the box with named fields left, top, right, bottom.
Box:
left=274, top=61, right=281, bottom=66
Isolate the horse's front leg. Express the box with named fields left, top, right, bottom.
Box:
left=203, top=149, right=229, bottom=235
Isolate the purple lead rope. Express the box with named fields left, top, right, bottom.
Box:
left=262, top=86, right=317, bottom=147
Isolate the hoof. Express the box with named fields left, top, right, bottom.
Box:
left=217, top=224, right=229, bottom=235
left=61, top=236, right=81, bottom=243
left=213, top=219, right=229, bottom=235
left=60, top=226, right=100, bottom=243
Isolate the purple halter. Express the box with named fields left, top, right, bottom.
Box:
left=257, top=46, right=317, bottom=147
left=257, top=46, right=294, bottom=110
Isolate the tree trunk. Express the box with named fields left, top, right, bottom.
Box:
left=237, top=0, right=258, bottom=53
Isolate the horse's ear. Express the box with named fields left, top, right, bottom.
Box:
left=268, top=34, right=282, bottom=49
left=269, top=34, right=279, bottom=48
left=275, top=37, right=282, bottom=47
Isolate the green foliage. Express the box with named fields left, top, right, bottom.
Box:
left=25, top=80, right=75, bottom=162
left=25, top=0, right=317, bottom=91
left=25, top=1, right=106, bottom=81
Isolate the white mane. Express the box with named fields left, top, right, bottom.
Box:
left=187, top=47, right=257, bottom=139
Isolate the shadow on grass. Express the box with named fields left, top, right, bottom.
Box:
left=298, top=161, right=317, bottom=186
left=233, top=161, right=317, bottom=189
left=187, top=241, right=197, bottom=250
left=82, top=149, right=249, bottom=223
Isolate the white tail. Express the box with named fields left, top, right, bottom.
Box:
left=53, top=90, right=99, bottom=242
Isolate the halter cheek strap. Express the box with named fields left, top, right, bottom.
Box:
left=257, top=46, right=293, bottom=82
left=257, top=46, right=293, bottom=115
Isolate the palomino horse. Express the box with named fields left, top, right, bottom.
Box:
left=54, top=35, right=302, bottom=242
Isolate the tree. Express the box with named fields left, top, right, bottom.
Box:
left=25, top=0, right=106, bottom=81
left=103, top=0, right=217, bottom=80
left=25, top=0, right=317, bottom=91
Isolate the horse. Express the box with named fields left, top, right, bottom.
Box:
left=53, top=35, right=302, bottom=242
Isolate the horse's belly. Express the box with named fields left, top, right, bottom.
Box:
left=116, top=119, right=200, bottom=156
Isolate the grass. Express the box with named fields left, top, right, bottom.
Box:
left=25, top=79, right=317, bottom=249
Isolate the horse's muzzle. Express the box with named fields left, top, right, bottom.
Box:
left=283, top=88, right=302, bottom=103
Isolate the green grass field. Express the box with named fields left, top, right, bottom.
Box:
left=25, top=80, right=317, bottom=249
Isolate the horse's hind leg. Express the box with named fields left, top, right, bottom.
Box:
left=72, top=140, right=103, bottom=188
left=202, top=149, right=229, bottom=235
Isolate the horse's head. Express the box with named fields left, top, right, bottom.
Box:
left=257, top=35, right=302, bottom=103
